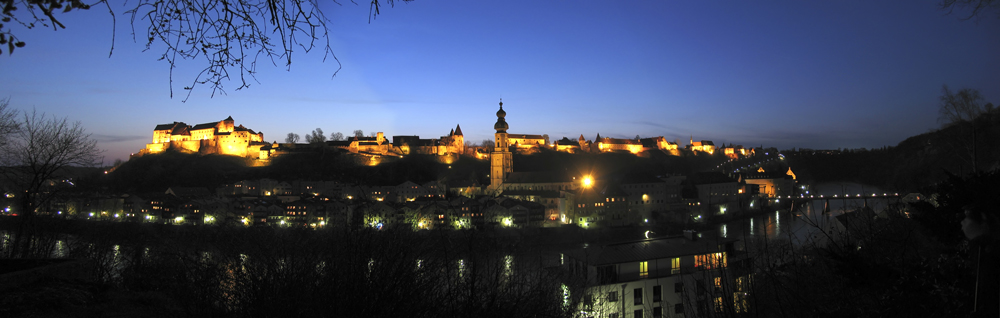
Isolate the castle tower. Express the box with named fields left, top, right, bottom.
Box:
left=218, top=116, right=236, bottom=133
left=453, top=124, right=465, bottom=154
left=490, top=100, right=513, bottom=190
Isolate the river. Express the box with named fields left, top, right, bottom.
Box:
left=716, top=182, right=901, bottom=246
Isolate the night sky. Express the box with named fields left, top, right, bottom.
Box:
left=1, top=1, right=997, bottom=163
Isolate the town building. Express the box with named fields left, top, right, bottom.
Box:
left=564, top=234, right=749, bottom=318
left=688, top=137, right=716, bottom=154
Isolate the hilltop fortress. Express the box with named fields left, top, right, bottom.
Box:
left=135, top=104, right=749, bottom=163
left=138, top=116, right=271, bottom=159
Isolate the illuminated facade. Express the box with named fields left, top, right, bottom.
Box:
left=557, top=135, right=679, bottom=155
left=722, top=145, right=748, bottom=159
left=141, top=116, right=270, bottom=159
left=508, top=134, right=547, bottom=150
left=490, top=100, right=513, bottom=191
left=595, top=135, right=644, bottom=154
left=688, top=137, right=716, bottom=154
left=391, top=125, right=466, bottom=156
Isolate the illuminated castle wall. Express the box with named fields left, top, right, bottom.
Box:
left=141, top=116, right=270, bottom=159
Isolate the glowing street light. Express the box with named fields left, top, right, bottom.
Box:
left=582, top=175, right=593, bottom=188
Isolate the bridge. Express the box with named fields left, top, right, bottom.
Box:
left=776, top=192, right=902, bottom=213
left=777, top=192, right=901, bottom=201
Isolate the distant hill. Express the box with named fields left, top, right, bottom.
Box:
left=105, top=150, right=254, bottom=192
left=787, top=109, right=999, bottom=191
left=105, top=150, right=486, bottom=192
left=104, top=147, right=734, bottom=193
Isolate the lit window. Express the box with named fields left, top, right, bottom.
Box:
left=639, top=261, right=648, bottom=278
left=734, top=292, right=749, bottom=313
left=671, top=257, right=680, bottom=274
left=695, top=252, right=727, bottom=269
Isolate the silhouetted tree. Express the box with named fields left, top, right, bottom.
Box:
left=482, top=139, right=495, bottom=149
left=285, top=132, right=300, bottom=143
left=0, top=101, right=101, bottom=258
left=330, top=132, right=344, bottom=141
left=938, top=85, right=995, bottom=172
left=354, top=130, right=365, bottom=138
left=940, top=0, right=1000, bottom=19
left=0, top=105, right=101, bottom=216
left=305, top=128, right=326, bottom=144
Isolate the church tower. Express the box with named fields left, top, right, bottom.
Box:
left=490, top=100, right=513, bottom=191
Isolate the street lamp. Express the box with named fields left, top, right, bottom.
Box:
left=582, top=175, right=593, bottom=188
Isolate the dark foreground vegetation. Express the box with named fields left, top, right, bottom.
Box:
left=0, top=220, right=582, bottom=317
left=1, top=170, right=997, bottom=317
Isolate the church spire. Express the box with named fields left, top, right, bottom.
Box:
left=494, top=99, right=508, bottom=133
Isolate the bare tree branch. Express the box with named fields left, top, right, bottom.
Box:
left=1, top=0, right=409, bottom=100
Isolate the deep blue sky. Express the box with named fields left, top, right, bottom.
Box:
left=1, top=1, right=998, bottom=163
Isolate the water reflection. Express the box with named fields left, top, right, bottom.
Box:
left=503, top=255, right=513, bottom=278
left=719, top=183, right=896, bottom=247
left=51, top=239, right=67, bottom=258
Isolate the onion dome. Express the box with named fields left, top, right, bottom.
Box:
left=494, top=99, right=508, bottom=132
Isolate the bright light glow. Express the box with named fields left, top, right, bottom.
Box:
left=114, top=214, right=119, bottom=218
left=175, top=216, right=183, bottom=223
left=502, top=217, right=513, bottom=227
left=582, top=175, right=593, bottom=188
left=89, top=212, right=94, bottom=217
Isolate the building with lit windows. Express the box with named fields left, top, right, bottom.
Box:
left=563, top=234, right=749, bottom=318
left=688, top=137, right=716, bottom=154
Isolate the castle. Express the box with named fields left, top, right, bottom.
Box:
left=137, top=116, right=466, bottom=162
left=137, top=108, right=743, bottom=164
left=139, top=116, right=273, bottom=159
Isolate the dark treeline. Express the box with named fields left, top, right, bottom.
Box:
left=105, top=151, right=489, bottom=193
left=513, top=148, right=727, bottom=179
left=787, top=108, right=1000, bottom=192
left=103, top=148, right=730, bottom=193
left=0, top=220, right=579, bottom=317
